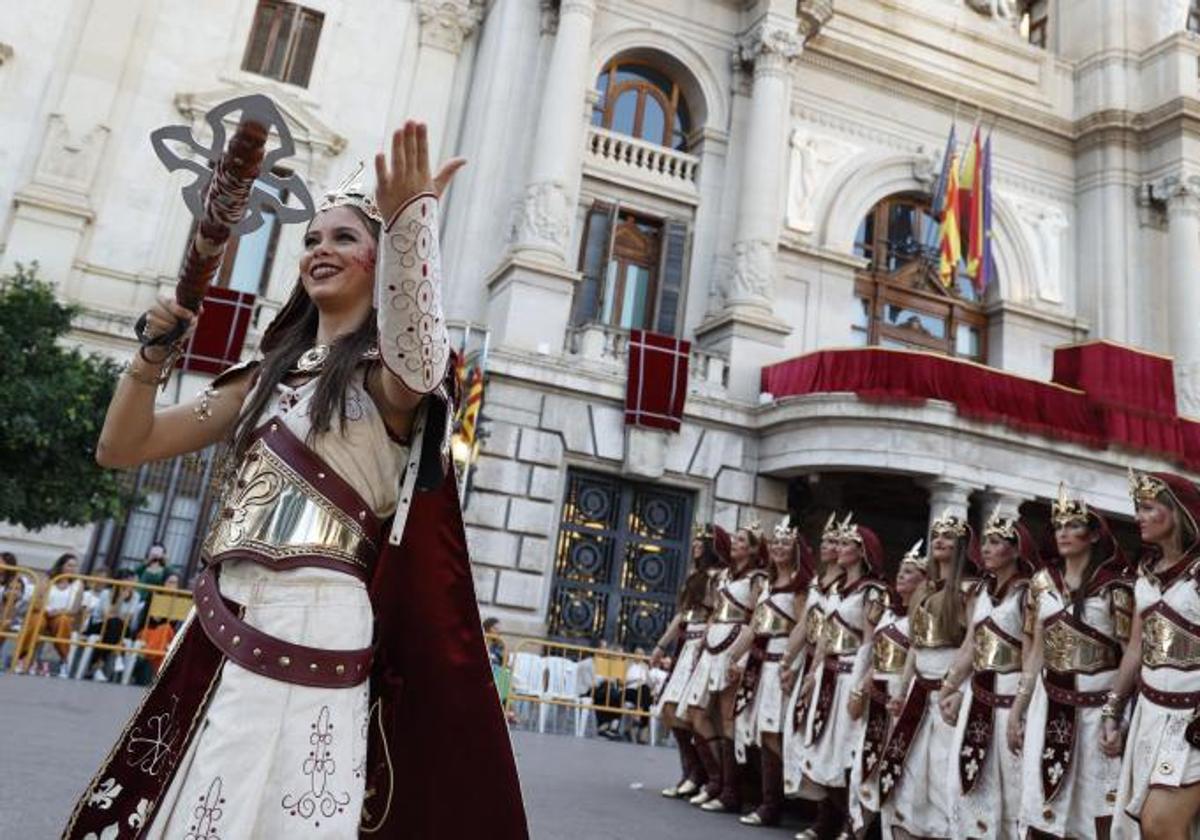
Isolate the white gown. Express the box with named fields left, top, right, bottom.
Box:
left=784, top=574, right=840, bottom=797
left=147, top=373, right=408, bottom=838
left=683, top=569, right=764, bottom=709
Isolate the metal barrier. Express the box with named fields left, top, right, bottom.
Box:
left=7, top=573, right=193, bottom=679
left=502, top=638, right=664, bottom=741
left=0, top=564, right=44, bottom=652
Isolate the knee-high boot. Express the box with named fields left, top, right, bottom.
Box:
left=700, top=736, right=741, bottom=812
left=662, top=728, right=703, bottom=797
left=689, top=736, right=723, bottom=805
left=741, top=747, right=783, bottom=826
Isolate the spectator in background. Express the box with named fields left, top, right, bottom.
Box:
left=84, top=570, right=142, bottom=682
left=15, top=553, right=83, bottom=676
left=483, top=616, right=504, bottom=666
left=592, top=639, right=626, bottom=739
left=0, top=554, right=32, bottom=672
left=134, top=544, right=169, bottom=634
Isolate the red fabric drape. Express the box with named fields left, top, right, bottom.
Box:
left=760, top=346, right=1200, bottom=471
left=625, top=329, right=690, bottom=432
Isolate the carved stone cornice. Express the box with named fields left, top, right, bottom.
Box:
left=796, top=0, right=835, bottom=39
left=737, top=22, right=804, bottom=78
left=174, top=84, right=347, bottom=157
left=417, top=0, right=483, bottom=54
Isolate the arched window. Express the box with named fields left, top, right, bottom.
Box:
left=592, top=59, right=692, bottom=151
left=850, top=194, right=990, bottom=362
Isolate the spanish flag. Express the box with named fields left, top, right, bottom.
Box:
left=938, top=153, right=963, bottom=287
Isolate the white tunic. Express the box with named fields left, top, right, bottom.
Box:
left=683, top=569, right=764, bottom=709
left=148, top=371, right=408, bottom=838
left=734, top=584, right=799, bottom=760
left=784, top=575, right=840, bottom=797
left=1019, top=570, right=1127, bottom=840
left=951, top=578, right=1027, bottom=840
left=1114, top=558, right=1200, bottom=840
left=653, top=619, right=708, bottom=715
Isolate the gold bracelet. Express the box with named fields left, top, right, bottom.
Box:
left=122, top=360, right=163, bottom=387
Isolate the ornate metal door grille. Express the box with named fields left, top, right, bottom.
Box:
left=548, top=470, right=693, bottom=650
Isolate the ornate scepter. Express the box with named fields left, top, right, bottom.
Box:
left=138, top=94, right=315, bottom=379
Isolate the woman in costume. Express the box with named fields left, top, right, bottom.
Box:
left=1011, top=487, right=1130, bottom=840
left=939, top=512, right=1038, bottom=839
left=683, top=523, right=769, bottom=813
left=795, top=520, right=887, bottom=840
left=782, top=513, right=849, bottom=799
left=1111, top=471, right=1200, bottom=840
left=652, top=523, right=726, bottom=800
left=64, top=122, right=526, bottom=839
left=878, top=511, right=976, bottom=840
left=848, top=540, right=926, bottom=839
left=728, top=518, right=813, bottom=827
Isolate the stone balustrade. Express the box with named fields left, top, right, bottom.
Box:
left=583, top=126, right=700, bottom=203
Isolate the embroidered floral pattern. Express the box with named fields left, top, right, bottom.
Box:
left=83, top=823, right=120, bottom=840
left=281, top=705, right=352, bottom=827
left=185, top=777, right=225, bottom=840
left=126, top=695, right=179, bottom=777
left=88, top=777, right=123, bottom=810
left=127, top=798, right=150, bottom=829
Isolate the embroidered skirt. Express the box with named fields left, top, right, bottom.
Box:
left=682, top=624, right=744, bottom=710
left=734, top=636, right=788, bottom=761
left=147, top=562, right=372, bottom=839
left=1113, top=688, right=1200, bottom=840
left=949, top=671, right=1023, bottom=840
left=783, top=651, right=813, bottom=797
left=800, top=654, right=863, bottom=788
left=653, top=624, right=706, bottom=715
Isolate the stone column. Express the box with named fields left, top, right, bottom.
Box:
left=921, top=478, right=976, bottom=535
left=485, top=0, right=596, bottom=352
left=1162, top=175, right=1200, bottom=415
left=407, top=0, right=482, bottom=160
left=694, top=3, right=832, bottom=400
left=976, top=488, right=1024, bottom=525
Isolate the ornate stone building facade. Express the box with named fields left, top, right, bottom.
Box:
left=3, top=0, right=1199, bottom=644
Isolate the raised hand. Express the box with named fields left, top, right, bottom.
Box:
left=373, top=120, right=466, bottom=223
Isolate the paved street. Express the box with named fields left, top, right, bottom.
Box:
left=0, top=673, right=810, bottom=839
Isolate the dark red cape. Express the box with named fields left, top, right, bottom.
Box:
left=362, top=392, right=528, bottom=839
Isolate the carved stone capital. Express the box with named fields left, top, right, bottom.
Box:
left=737, top=23, right=804, bottom=78
left=796, top=0, right=836, bottom=39
left=1147, top=174, right=1200, bottom=219
left=510, top=180, right=571, bottom=257
left=417, top=0, right=483, bottom=54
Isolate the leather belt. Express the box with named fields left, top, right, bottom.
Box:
left=194, top=566, right=372, bottom=688
left=915, top=675, right=943, bottom=691
left=684, top=629, right=705, bottom=641
left=1042, top=680, right=1107, bottom=707
left=970, top=672, right=1014, bottom=708
left=1140, top=681, right=1200, bottom=710
left=764, top=652, right=784, bottom=663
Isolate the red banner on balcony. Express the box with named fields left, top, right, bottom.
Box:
left=177, top=285, right=256, bottom=375
left=761, top=345, right=1200, bottom=471
left=626, top=330, right=690, bottom=432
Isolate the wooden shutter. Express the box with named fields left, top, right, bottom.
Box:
left=572, top=201, right=616, bottom=326
left=653, top=219, right=689, bottom=336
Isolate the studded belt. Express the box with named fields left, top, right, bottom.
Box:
left=969, top=671, right=1014, bottom=708
left=194, top=566, right=372, bottom=688
left=1139, top=681, right=1200, bottom=710
left=1042, top=680, right=1108, bottom=707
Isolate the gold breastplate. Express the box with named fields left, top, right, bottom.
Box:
left=203, top=428, right=378, bottom=578
left=681, top=607, right=710, bottom=624
left=1043, top=615, right=1119, bottom=674
left=873, top=631, right=909, bottom=674
left=1142, top=608, right=1200, bottom=669
left=910, top=590, right=960, bottom=649
left=972, top=621, right=1023, bottom=674
left=805, top=606, right=826, bottom=646
left=713, top=590, right=750, bottom=623
left=824, top=616, right=862, bottom=656
left=752, top=602, right=794, bottom=636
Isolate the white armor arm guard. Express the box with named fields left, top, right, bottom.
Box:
left=375, top=191, right=451, bottom=395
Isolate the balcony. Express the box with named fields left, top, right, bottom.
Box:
left=564, top=322, right=728, bottom=399
left=582, top=126, right=700, bottom=205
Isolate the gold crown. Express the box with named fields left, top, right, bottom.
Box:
left=983, top=512, right=1019, bottom=542
left=1129, top=468, right=1169, bottom=504
left=317, top=162, right=383, bottom=223
left=1051, top=482, right=1090, bottom=528
left=821, top=512, right=839, bottom=539
left=838, top=514, right=862, bottom=544
left=930, top=511, right=968, bottom=539
left=773, top=517, right=797, bottom=540
left=900, top=539, right=928, bottom=572
left=693, top=522, right=713, bottom=540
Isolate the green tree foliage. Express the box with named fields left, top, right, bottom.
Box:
left=0, top=264, right=130, bottom=529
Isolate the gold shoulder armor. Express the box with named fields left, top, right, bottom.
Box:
left=864, top=583, right=887, bottom=625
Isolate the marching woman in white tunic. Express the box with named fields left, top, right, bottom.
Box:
left=1011, top=487, right=1131, bottom=840
left=684, top=524, right=769, bottom=813
left=783, top=514, right=848, bottom=799
left=849, top=541, right=926, bottom=840
left=64, top=123, right=526, bottom=839
left=653, top=524, right=725, bottom=800
left=1111, top=471, right=1200, bottom=840
left=878, top=511, right=977, bottom=840
left=938, top=512, right=1038, bottom=840
left=796, top=521, right=887, bottom=840
left=728, top=519, right=813, bottom=827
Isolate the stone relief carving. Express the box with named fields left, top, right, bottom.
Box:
left=510, top=180, right=571, bottom=253
left=417, top=0, right=483, bottom=53
left=33, top=114, right=110, bottom=194
left=1012, top=196, right=1069, bottom=304
left=786, top=128, right=860, bottom=233
left=737, top=23, right=804, bottom=74
left=727, top=238, right=776, bottom=305
left=964, top=0, right=1018, bottom=18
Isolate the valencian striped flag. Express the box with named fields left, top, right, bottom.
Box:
left=453, top=353, right=485, bottom=446
left=937, top=151, right=963, bottom=287
left=967, top=134, right=995, bottom=297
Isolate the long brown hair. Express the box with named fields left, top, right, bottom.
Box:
left=228, top=207, right=381, bottom=463
left=929, top=538, right=969, bottom=645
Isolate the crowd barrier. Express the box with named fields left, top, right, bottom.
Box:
left=502, top=637, right=665, bottom=742
left=1, top=572, right=193, bottom=680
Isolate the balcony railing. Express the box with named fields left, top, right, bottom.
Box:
left=583, top=126, right=700, bottom=203
left=564, top=322, right=728, bottom=397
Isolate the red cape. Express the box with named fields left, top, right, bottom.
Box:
left=362, top=393, right=528, bottom=839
